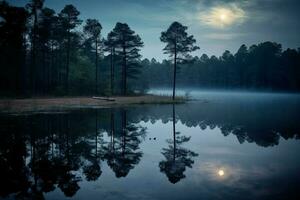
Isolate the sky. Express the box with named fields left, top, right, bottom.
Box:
left=7, top=0, right=300, bottom=61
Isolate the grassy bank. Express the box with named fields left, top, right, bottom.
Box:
left=0, top=95, right=186, bottom=113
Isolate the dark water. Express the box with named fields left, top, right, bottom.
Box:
left=1, top=92, right=300, bottom=200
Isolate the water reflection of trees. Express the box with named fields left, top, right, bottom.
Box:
left=159, top=105, right=198, bottom=184
left=104, top=109, right=146, bottom=178
left=128, top=102, right=300, bottom=147
left=1, top=100, right=300, bottom=197
left=0, top=108, right=146, bottom=198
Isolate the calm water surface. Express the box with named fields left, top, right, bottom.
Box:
left=1, top=91, right=300, bottom=200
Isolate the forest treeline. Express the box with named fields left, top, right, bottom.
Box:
left=0, top=0, right=144, bottom=96
left=141, top=43, right=300, bottom=91
left=1, top=0, right=300, bottom=97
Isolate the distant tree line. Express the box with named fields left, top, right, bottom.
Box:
left=140, top=42, right=300, bottom=92
left=1, top=0, right=300, bottom=97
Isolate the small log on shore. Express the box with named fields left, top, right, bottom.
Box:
left=92, top=97, right=116, bottom=101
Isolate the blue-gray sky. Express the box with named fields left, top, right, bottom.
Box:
left=8, top=0, right=300, bottom=61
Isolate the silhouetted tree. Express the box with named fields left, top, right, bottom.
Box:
left=58, top=4, right=82, bottom=94
left=104, top=31, right=118, bottom=95
left=234, top=44, right=248, bottom=87
left=112, top=23, right=144, bottom=95
left=0, top=1, right=28, bottom=96
left=26, top=0, right=44, bottom=93
left=84, top=19, right=102, bottom=94
left=39, top=7, right=57, bottom=93
left=160, top=22, right=199, bottom=100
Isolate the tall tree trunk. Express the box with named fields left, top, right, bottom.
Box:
left=173, top=42, right=177, bottom=100
left=19, top=37, right=27, bottom=96
left=122, top=44, right=127, bottom=95
left=58, top=49, right=63, bottom=88
left=42, top=47, right=47, bottom=94
left=124, top=54, right=127, bottom=95
left=30, top=8, right=38, bottom=95
left=110, top=48, right=114, bottom=95
left=66, top=29, right=70, bottom=95
left=95, top=39, right=98, bottom=94
left=50, top=42, right=54, bottom=92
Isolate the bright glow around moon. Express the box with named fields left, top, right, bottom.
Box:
left=220, top=14, right=227, bottom=21
left=218, top=169, right=225, bottom=176
left=200, top=5, right=246, bottom=28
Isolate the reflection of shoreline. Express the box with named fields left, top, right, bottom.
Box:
left=1, top=105, right=300, bottom=199
left=127, top=100, right=300, bottom=147
left=0, top=108, right=147, bottom=198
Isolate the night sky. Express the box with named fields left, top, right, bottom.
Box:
left=8, top=0, right=300, bottom=61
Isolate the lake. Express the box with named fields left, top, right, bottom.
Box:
left=1, top=91, right=300, bottom=200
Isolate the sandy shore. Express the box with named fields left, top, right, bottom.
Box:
left=0, top=95, right=185, bottom=113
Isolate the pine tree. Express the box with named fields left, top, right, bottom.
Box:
left=58, top=4, right=82, bottom=94
left=160, top=22, right=199, bottom=100
left=104, top=31, right=118, bottom=95
left=111, top=23, right=143, bottom=95
left=83, top=19, right=102, bottom=94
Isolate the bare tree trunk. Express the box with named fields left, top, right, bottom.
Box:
left=110, top=48, right=114, bottom=95
left=30, top=9, right=38, bottom=95
left=66, top=29, right=70, bottom=95
left=95, top=39, right=98, bottom=94
left=42, top=48, right=46, bottom=94
left=122, top=44, right=127, bottom=95
left=173, top=42, right=177, bottom=100
left=124, top=54, right=127, bottom=95
left=50, top=42, right=54, bottom=91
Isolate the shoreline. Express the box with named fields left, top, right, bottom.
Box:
left=0, top=95, right=186, bottom=113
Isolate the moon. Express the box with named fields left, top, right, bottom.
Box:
left=200, top=6, right=246, bottom=28
left=220, top=14, right=227, bottom=21
left=218, top=169, right=225, bottom=176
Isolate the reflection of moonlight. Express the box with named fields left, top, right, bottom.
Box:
left=218, top=169, right=225, bottom=176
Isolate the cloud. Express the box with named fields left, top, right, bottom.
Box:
left=199, top=4, right=247, bottom=28
left=203, top=33, right=244, bottom=40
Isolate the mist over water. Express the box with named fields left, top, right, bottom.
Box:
left=148, top=88, right=300, bottom=100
